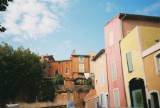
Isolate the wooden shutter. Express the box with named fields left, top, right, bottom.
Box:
left=126, top=52, right=133, bottom=72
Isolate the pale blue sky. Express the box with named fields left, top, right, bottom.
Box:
left=0, top=0, right=160, bottom=60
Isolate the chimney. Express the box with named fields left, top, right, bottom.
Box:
left=72, top=49, right=76, bottom=55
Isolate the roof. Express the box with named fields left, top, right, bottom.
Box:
left=55, top=60, right=71, bottom=62
left=43, top=55, right=55, bottom=61
left=142, top=42, right=160, bottom=57
left=71, top=54, right=90, bottom=57
left=119, top=13, right=160, bottom=22
left=105, top=13, right=160, bottom=27
left=92, top=49, right=105, bottom=61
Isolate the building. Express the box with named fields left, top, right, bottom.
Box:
left=143, top=41, right=160, bottom=108
left=104, top=13, right=160, bottom=108
left=120, top=26, right=160, bottom=108
left=41, top=53, right=91, bottom=108
left=85, top=49, right=108, bottom=108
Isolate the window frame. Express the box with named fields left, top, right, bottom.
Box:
left=154, top=51, right=160, bottom=75
left=126, top=52, right=134, bottom=72
left=79, top=63, right=85, bottom=72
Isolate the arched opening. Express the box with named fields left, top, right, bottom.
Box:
left=150, top=92, right=160, bottom=108
left=129, top=78, right=148, bottom=108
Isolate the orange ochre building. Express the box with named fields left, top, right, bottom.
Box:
left=41, top=52, right=91, bottom=108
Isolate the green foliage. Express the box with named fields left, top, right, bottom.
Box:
left=0, top=42, right=55, bottom=107
left=74, top=77, right=92, bottom=86
left=84, top=78, right=92, bottom=86
left=54, top=74, right=64, bottom=85
left=38, top=79, right=55, bottom=102
left=0, top=0, right=13, bottom=32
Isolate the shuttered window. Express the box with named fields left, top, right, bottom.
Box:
left=126, top=52, right=134, bottom=72
left=111, top=61, right=117, bottom=81
left=113, top=89, right=120, bottom=108
left=156, top=53, right=160, bottom=73
left=79, top=56, right=84, bottom=63
left=79, top=63, right=85, bottom=72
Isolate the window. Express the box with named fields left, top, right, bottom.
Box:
left=100, top=93, right=107, bottom=107
left=79, top=63, right=85, bottom=72
left=132, top=89, right=144, bottom=107
left=126, top=52, right=134, bottom=72
left=113, top=89, right=120, bottom=108
left=155, top=53, right=160, bottom=74
left=79, top=56, right=84, bottom=63
left=99, top=72, right=107, bottom=84
left=111, top=61, right=117, bottom=81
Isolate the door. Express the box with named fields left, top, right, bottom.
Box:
left=129, top=78, right=148, bottom=108
left=151, top=92, right=159, bottom=108
left=132, top=89, right=144, bottom=108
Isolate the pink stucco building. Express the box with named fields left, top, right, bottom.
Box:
left=104, top=16, right=127, bottom=108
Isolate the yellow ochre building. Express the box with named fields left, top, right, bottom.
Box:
left=120, top=26, right=160, bottom=108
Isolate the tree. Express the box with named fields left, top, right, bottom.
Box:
left=0, top=0, right=13, bottom=32
left=54, top=73, right=64, bottom=85
left=0, top=42, right=51, bottom=107
left=38, top=79, right=55, bottom=102
left=0, top=43, right=15, bottom=107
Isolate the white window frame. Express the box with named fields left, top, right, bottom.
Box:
left=154, top=51, right=160, bottom=75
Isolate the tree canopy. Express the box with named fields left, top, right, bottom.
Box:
left=0, top=0, right=13, bottom=32
left=0, top=43, right=55, bottom=107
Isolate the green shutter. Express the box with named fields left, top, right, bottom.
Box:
left=126, top=52, right=133, bottom=72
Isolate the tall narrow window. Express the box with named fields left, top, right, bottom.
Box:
left=79, top=63, right=85, bottom=72
left=155, top=53, right=160, bottom=74
left=113, top=89, right=120, bottom=108
left=101, top=93, right=107, bottom=107
left=111, top=61, right=117, bottom=81
left=126, top=52, right=134, bottom=72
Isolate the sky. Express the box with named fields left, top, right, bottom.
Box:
left=0, top=0, right=160, bottom=60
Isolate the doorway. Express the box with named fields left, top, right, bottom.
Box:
left=129, top=78, right=148, bottom=108
left=150, top=92, right=160, bottom=108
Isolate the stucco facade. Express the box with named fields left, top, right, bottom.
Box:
left=85, top=49, right=108, bottom=108
left=143, top=50, right=160, bottom=91
left=41, top=54, right=91, bottom=108
left=120, top=26, right=160, bottom=108
left=143, top=42, right=160, bottom=108
left=104, top=13, right=160, bottom=108
left=104, top=16, right=127, bottom=108
left=120, top=27, right=146, bottom=107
